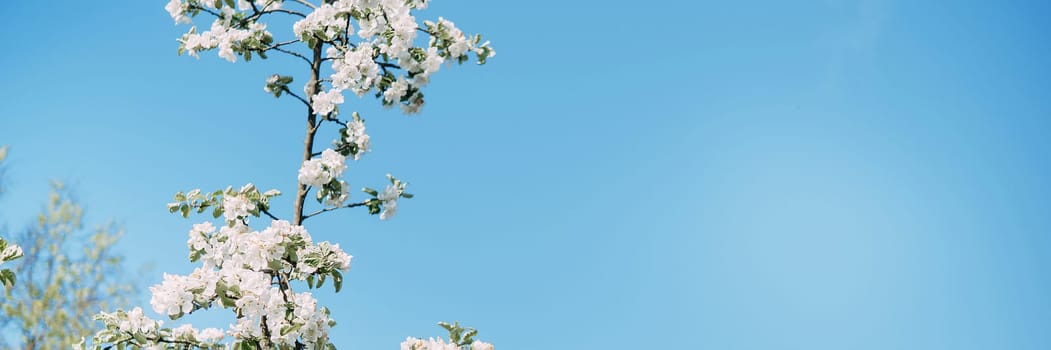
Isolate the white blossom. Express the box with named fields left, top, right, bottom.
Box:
left=171, top=324, right=198, bottom=339
left=118, top=307, right=161, bottom=335
left=222, top=194, right=253, bottom=221
left=344, top=118, right=370, bottom=160
left=330, top=43, right=381, bottom=96
left=401, top=337, right=459, bottom=350
left=187, top=222, right=215, bottom=252
left=378, top=184, right=401, bottom=220
left=471, top=341, right=495, bottom=350
left=198, top=328, right=225, bottom=344
left=293, top=4, right=346, bottom=41
left=165, top=0, right=190, bottom=24
left=298, top=149, right=346, bottom=187
left=298, top=158, right=329, bottom=187
left=312, top=89, right=345, bottom=116
left=384, top=77, right=410, bottom=104
left=321, top=149, right=347, bottom=177
left=150, top=273, right=196, bottom=316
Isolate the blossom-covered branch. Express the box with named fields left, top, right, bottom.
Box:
left=87, top=0, right=496, bottom=348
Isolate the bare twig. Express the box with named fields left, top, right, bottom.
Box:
left=302, top=200, right=370, bottom=221
left=260, top=206, right=281, bottom=221
left=282, top=86, right=311, bottom=108
left=265, top=45, right=312, bottom=66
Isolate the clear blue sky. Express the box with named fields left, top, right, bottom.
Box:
left=3, top=1, right=1051, bottom=349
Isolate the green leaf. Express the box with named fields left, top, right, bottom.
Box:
left=362, top=187, right=378, bottom=197
left=220, top=293, right=235, bottom=308
left=0, top=269, right=15, bottom=288
left=332, top=270, right=343, bottom=293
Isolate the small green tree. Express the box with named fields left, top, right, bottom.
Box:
left=0, top=148, right=138, bottom=350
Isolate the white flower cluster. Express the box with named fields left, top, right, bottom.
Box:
left=343, top=118, right=370, bottom=159
left=92, top=307, right=226, bottom=348
left=293, top=3, right=346, bottom=42
left=329, top=43, right=381, bottom=97
left=298, top=149, right=347, bottom=187
left=288, top=0, right=494, bottom=115
left=400, top=337, right=494, bottom=350
left=221, top=193, right=253, bottom=222
left=168, top=0, right=278, bottom=62
left=110, top=219, right=349, bottom=348
left=377, top=183, right=402, bottom=220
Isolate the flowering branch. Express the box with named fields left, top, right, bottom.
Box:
left=87, top=0, right=498, bottom=348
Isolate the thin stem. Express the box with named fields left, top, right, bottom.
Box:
left=376, top=61, right=401, bottom=70
left=260, top=206, right=281, bottom=221
left=302, top=200, right=370, bottom=221
left=282, top=87, right=311, bottom=108
left=417, top=27, right=438, bottom=36
left=265, top=8, right=307, bottom=18
left=266, top=46, right=312, bottom=65
left=268, top=39, right=300, bottom=49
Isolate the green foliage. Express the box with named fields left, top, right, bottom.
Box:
left=0, top=181, right=137, bottom=350
left=438, top=321, right=481, bottom=347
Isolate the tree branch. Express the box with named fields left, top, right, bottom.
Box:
left=293, top=44, right=325, bottom=225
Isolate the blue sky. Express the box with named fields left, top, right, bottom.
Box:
left=3, top=0, right=1051, bottom=349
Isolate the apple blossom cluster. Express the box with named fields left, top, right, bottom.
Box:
left=307, top=0, right=495, bottom=115
left=86, top=307, right=226, bottom=350
left=298, top=149, right=347, bottom=188
left=0, top=237, right=23, bottom=288
left=87, top=216, right=350, bottom=349
left=165, top=0, right=493, bottom=116
left=169, top=0, right=280, bottom=62
left=338, top=112, right=371, bottom=161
